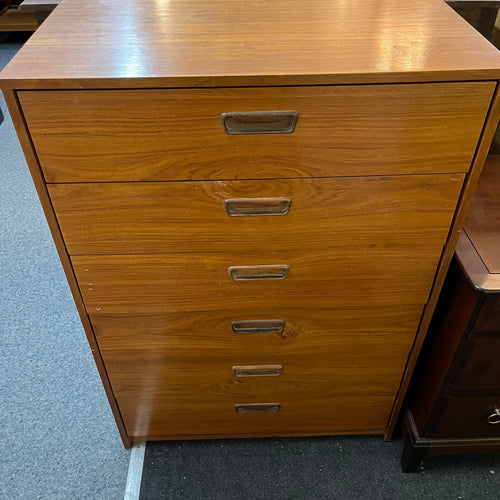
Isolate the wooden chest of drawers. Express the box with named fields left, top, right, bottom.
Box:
left=402, top=156, right=500, bottom=471
left=2, top=0, right=500, bottom=447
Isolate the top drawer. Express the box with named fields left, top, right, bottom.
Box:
left=19, top=83, right=494, bottom=182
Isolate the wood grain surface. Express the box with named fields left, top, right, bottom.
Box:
left=92, top=305, right=423, bottom=438
left=91, top=306, right=422, bottom=361
left=19, top=84, right=493, bottom=182
left=118, top=394, right=396, bottom=439
left=104, top=339, right=411, bottom=400
left=49, top=174, right=465, bottom=256
left=463, top=155, right=500, bottom=276
left=2, top=0, right=500, bottom=88
left=1, top=0, right=500, bottom=447
left=73, top=248, right=443, bottom=314
left=456, top=232, right=500, bottom=291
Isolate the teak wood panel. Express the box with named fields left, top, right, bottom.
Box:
left=2, top=0, right=500, bottom=88
left=49, top=174, right=465, bottom=255
left=19, top=84, right=493, bottom=182
left=92, top=306, right=423, bottom=439
left=93, top=307, right=419, bottom=410
left=104, top=339, right=411, bottom=400
left=118, top=393, right=395, bottom=439
left=91, top=306, right=422, bottom=359
left=74, top=249, right=444, bottom=314
left=1, top=0, right=500, bottom=449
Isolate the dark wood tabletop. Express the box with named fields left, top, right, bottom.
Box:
left=458, top=155, right=500, bottom=290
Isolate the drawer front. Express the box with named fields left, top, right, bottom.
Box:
left=96, top=313, right=404, bottom=438
left=433, top=397, right=500, bottom=438
left=73, top=250, right=440, bottom=314
left=91, top=305, right=421, bottom=373
left=450, top=336, right=500, bottom=395
left=94, top=307, right=418, bottom=436
left=118, top=394, right=395, bottom=439
left=49, top=174, right=464, bottom=255
left=92, top=305, right=422, bottom=349
left=20, top=83, right=494, bottom=182
left=92, top=305, right=422, bottom=440
left=105, top=346, right=410, bottom=401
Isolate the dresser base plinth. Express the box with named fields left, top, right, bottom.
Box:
left=130, top=428, right=384, bottom=444
left=401, top=410, right=500, bottom=472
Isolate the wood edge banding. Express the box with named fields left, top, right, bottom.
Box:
left=2, top=73, right=500, bottom=91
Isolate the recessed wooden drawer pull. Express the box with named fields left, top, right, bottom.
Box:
left=232, top=365, right=282, bottom=377
left=228, top=265, right=289, bottom=281
left=224, top=197, right=291, bottom=216
left=221, top=110, right=298, bottom=135
left=231, top=319, right=285, bottom=334
left=487, top=409, right=500, bottom=424
left=235, top=403, right=281, bottom=413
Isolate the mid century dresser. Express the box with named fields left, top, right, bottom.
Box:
left=2, top=0, right=500, bottom=447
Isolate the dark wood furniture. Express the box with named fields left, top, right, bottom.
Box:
left=18, top=0, right=60, bottom=25
left=446, top=0, right=500, bottom=40
left=1, top=0, right=500, bottom=448
left=402, top=155, right=500, bottom=472
left=0, top=0, right=37, bottom=31
left=0, top=0, right=59, bottom=31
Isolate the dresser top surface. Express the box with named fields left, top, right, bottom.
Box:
left=1, top=0, right=500, bottom=89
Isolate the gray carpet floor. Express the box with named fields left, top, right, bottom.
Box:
left=0, top=33, right=130, bottom=500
